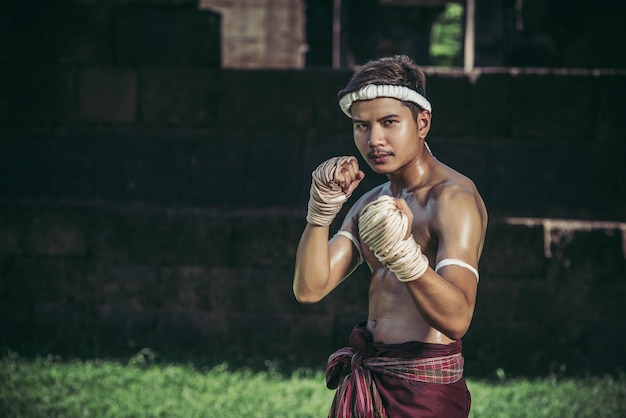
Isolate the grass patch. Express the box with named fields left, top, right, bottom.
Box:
left=1, top=352, right=625, bottom=417
left=468, top=377, right=626, bottom=417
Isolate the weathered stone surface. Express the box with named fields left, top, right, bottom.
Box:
left=114, top=6, right=220, bottom=66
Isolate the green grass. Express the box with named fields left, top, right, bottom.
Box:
left=1, top=352, right=625, bottom=418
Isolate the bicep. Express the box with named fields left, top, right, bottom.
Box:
left=436, top=190, right=486, bottom=263
left=434, top=190, right=486, bottom=291
left=325, top=233, right=361, bottom=291
left=325, top=202, right=366, bottom=290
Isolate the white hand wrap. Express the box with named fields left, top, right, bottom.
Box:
left=358, top=195, right=429, bottom=282
left=306, top=156, right=357, bottom=226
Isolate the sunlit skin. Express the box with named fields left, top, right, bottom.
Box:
left=294, top=97, right=487, bottom=345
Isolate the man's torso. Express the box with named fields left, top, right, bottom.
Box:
left=346, top=163, right=482, bottom=345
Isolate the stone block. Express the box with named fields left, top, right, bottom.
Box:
left=209, top=267, right=297, bottom=314
left=229, top=216, right=303, bottom=267
left=219, top=70, right=313, bottom=128
left=611, top=162, right=626, bottom=222
left=89, top=211, right=168, bottom=263
left=462, top=321, right=554, bottom=376
left=308, top=70, right=353, bottom=132
left=89, top=209, right=232, bottom=265
left=139, top=68, right=219, bottom=126
left=470, top=73, right=510, bottom=136
left=0, top=303, right=32, bottom=348
left=301, top=133, right=362, bottom=173
left=427, top=74, right=471, bottom=137
left=0, top=132, right=51, bottom=199
left=130, top=131, right=198, bottom=205
left=114, top=6, right=220, bottom=66
left=322, top=264, right=370, bottom=316
left=30, top=302, right=105, bottom=354
left=217, top=312, right=335, bottom=364
left=100, top=263, right=160, bottom=307
left=578, top=316, right=626, bottom=368
left=0, top=7, right=10, bottom=64
left=191, top=129, right=248, bottom=207
left=47, top=133, right=138, bottom=201
left=546, top=226, right=625, bottom=283
left=585, top=283, right=626, bottom=320
left=97, top=304, right=160, bottom=353
left=0, top=67, right=6, bottom=121
left=480, top=222, right=545, bottom=279
left=244, top=131, right=302, bottom=206
left=4, top=68, right=77, bottom=123
left=158, top=213, right=233, bottom=266
left=156, top=309, right=226, bottom=358
left=545, top=144, right=621, bottom=219
left=78, top=68, right=136, bottom=123
left=488, top=144, right=551, bottom=217
left=304, top=1, right=333, bottom=66
left=474, top=280, right=557, bottom=321
left=57, top=261, right=102, bottom=309
left=2, top=258, right=67, bottom=304
left=510, top=73, right=594, bottom=142
left=38, top=4, right=113, bottom=65
left=159, top=266, right=213, bottom=310
left=0, top=205, right=30, bottom=255
left=23, top=208, right=91, bottom=257
left=596, top=75, right=626, bottom=144
left=2, top=0, right=42, bottom=64
left=430, top=140, right=490, bottom=199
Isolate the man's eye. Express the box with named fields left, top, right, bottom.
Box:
left=383, top=120, right=397, bottom=126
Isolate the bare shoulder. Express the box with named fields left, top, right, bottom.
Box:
left=430, top=164, right=488, bottom=238
left=432, top=165, right=484, bottom=210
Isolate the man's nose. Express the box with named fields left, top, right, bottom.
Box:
left=368, top=125, right=385, bottom=146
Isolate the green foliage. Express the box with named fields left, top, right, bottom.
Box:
left=1, top=352, right=625, bottom=417
left=430, top=3, right=464, bottom=67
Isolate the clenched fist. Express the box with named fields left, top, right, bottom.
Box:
left=306, top=156, right=365, bottom=226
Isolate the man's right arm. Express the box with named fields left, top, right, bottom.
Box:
left=293, top=157, right=364, bottom=303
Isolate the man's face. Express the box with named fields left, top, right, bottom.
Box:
left=350, top=97, right=423, bottom=175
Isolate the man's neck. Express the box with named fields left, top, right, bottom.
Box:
left=387, top=149, right=437, bottom=196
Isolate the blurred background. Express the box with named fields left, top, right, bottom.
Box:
left=0, top=0, right=624, bottom=378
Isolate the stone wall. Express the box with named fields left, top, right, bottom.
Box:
left=199, top=0, right=306, bottom=69
left=1, top=0, right=625, bottom=377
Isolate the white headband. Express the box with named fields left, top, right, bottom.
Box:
left=338, top=84, right=432, bottom=117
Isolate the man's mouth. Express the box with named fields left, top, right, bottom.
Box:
left=369, top=151, right=392, bottom=164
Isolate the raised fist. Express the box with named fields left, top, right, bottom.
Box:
left=306, top=156, right=365, bottom=226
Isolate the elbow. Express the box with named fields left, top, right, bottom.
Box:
left=440, top=317, right=472, bottom=341
left=293, top=288, right=323, bottom=304
left=445, top=327, right=468, bottom=341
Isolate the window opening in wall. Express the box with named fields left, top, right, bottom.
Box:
left=429, top=2, right=464, bottom=67
left=305, top=0, right=469, bottom=70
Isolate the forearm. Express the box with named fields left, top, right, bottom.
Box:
left=293, top=224, right=332, bottom=303
left=405, top=269, right=475, bottom=340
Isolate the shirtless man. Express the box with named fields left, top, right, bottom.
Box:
left=293, top=55, right=487, bottom=417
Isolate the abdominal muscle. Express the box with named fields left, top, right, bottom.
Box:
left=366, top=268, right=453, bottom=345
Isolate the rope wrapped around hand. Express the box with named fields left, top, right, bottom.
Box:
left=306, top=156, right=357, bottom=226
left=358, top=195, right=429, bottom=282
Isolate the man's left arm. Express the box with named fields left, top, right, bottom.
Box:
left=403, top=187, right=487, bottom=340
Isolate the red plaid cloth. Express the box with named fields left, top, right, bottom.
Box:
left=326, top=347, right=464, bottom=418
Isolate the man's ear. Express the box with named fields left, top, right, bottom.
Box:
left=417, top=110, right=431, bottom=139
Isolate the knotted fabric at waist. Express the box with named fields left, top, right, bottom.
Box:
left=326, top=347, right=464, bottom=418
